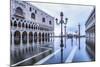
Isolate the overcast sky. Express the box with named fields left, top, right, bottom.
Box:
left=29, top=2, right=94, bottom=36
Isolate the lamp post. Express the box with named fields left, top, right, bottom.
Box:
left=64, top=18, right=68, bottom=48
left=78, top=24, right=80, bottom=50
left=55, top=12, right=68, bottom=63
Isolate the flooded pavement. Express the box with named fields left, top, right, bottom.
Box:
left=41, top=37, right=91, bottom=65
left=11, top=37, right=93, bottom=66
left=72, top=38, right=91, bottom=62
left=11, top=39, right=54, bottom=66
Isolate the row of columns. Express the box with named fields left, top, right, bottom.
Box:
left=11, top=30, right=53, bottom=50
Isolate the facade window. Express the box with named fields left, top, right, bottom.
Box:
left=14, top=21, right=17, bottom=27
left=15, top=7, right=23, bottom=14
left=20, top=19, right=23, bottom=22
left=35, top=10, right=37, bottom=14
left=26, top=23, right=28, bottom=28
left=32, top=25, right=33, bottom=29
left=14, top=31, right=21, bottom=45
left=16, top=18, right=19, bottom=21
left=18, top=22, right=21, bottom=27
left=29, top=7, right=32, bottom=11
left=49, top=21, right=52, bottom=25
left=42, top=17, right=45, bottom=22
left=22, top=23, right=24, bottom=28
left=15, top=7, right=24, bottom=18
left=31, top=13, right=35, bottom=19
left=12, top=17, right=14, bottom=20
left=11, top=20, right=13, bottom=26
left=24, top=20, right=26, bottom=22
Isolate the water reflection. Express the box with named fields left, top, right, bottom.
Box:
left=60, top=48, right=64, bottom=63
left=11, top=36, right=54, bottom=66
left=71, top=37, right=73, bottom=47
left=11, top=36, right=92, bottom=66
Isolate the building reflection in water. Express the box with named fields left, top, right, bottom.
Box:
left=11, top=36, right=54, bottom=66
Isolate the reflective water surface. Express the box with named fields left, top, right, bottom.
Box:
left=11, top=37, right=93, bottom=66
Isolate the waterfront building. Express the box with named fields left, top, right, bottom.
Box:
left=85, top=8, right=95, bottom=60
left=10, top=0, right=54, bottom=65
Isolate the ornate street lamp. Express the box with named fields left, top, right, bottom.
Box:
left=55, top=12, right=68, bottom=63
